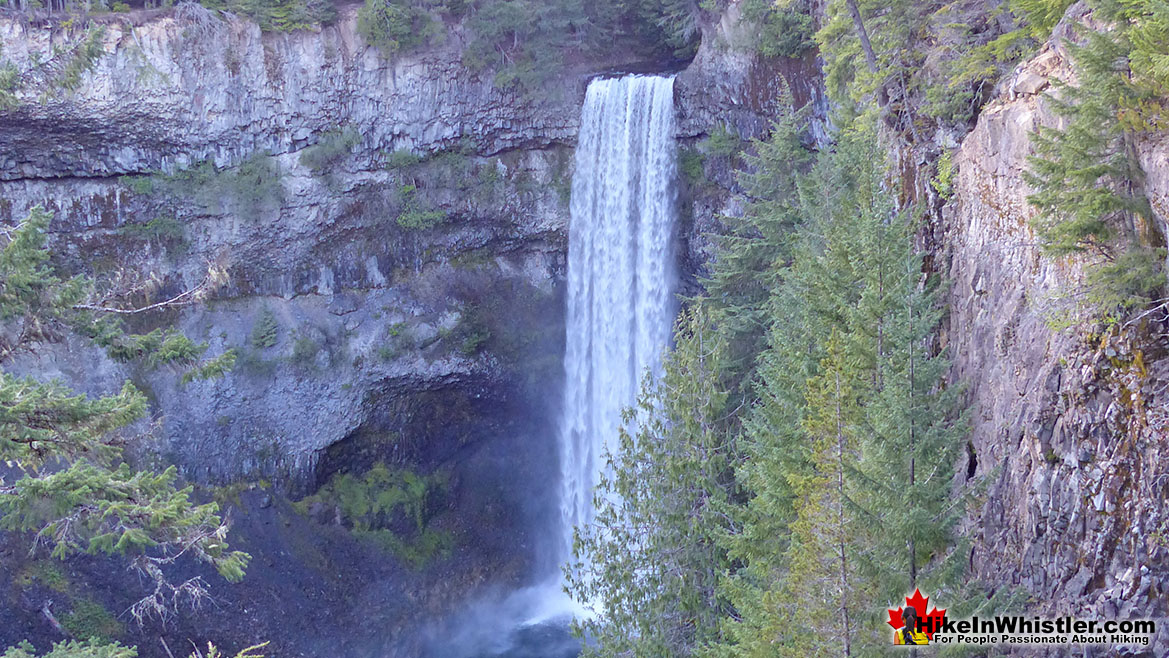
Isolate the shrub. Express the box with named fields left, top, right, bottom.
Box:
left=395, top=185, right=447, bottom=230
left=679, top=148, right=705, bottom=187
left=161, top=153, right=284, bottom=216
left=115, top=216, right=184, bottom=242
left=61, top=598, right=122, bottom=641
left=703, top=123, right=742, bottom=158
left=291, top=334, right=320, bottom=365
left=932, top=150, right=955, bottom=200
left=299, top=463, right=452, bottom=567
left=384, top=149, right=423, bottom=169
left=250, top=309, right=279, bottom=349
left=357, top=0, right=438, bottom=54
left=299, top=127, right=361, bottom=173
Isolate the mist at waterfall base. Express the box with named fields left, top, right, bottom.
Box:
left=424, top=74, right=678, bottom=658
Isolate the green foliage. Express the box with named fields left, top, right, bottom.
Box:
left=299, top=463, right=451, bottom=568
left=1025, top=20, right=1166, bottom=312
left=14, top=560, right=69, bottom=592
left=1112, top=0, right=1169, bottom=93
left=299, top=127, right=360, bottom=173
left=0, top=25, right=106, bottom=107
left=180, top=349, right=238, bottom=384
left=250, top=308, right=279, bottom=349
left=701, top=92, right=812, bottom=378
left=119, top=175, right=155, bottom=196
left=199, top=0, right=338, bottom=32
left=58, top=27, right=108, bottom=93
left=1011, top=0, right=1076, bottom=39
left=1, top=639, right=136, bottom=658
left=678, top=148, right=706, bottom=188
left=115, top=216, right=184, bottom=243
left=357, top=0, right=439, bottom=54
left=191, top=643, right=269, bottom=658
left=462, top=0, right=601, bottom=92
left=0, top=462, right=249, bottom=582
left=384, top=149, right=423, bottom=169
left=932, top=149, right=955, bottom=200
left=711, top=124, right=979, bottom=656
left=0, top=62, right=19, bottom=110
left=1, top=640, right=268, bottom=658
left=0, top=206, right=245, bottom=629
left=157, top=154, right=284, bottom=217
left=450, top=305, right=491, bottom=356
left=61, top=598, right=122, bottom=642
left=742, top=0, right=815, bottom=58
left=569, top=307, right=735, bottom=657
left=395, top=185, right=447, bottom=230
left=813, top=0, right=1067, bottom=126
left=290, top=334, right=320, bottom=365
left=703, top=123, right=742, bottom=158
left=575, top=120, right=982, bottom=657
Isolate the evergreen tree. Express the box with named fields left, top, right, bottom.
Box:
left=711, top=122, right=977, bottom=656
left=0, top=207, right=248, bottom=644
left=849, top=207, right=975, bottom=636
left=701, top=91, right=813, bottom=380
left=780, top=331, right=871, bottom=658
left=711, top=124, right=877, bottom=658
left=568, top=307, right=735, bottom=658
left=1025, top=19, right=1166, bottom=312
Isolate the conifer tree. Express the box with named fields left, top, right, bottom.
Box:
left=710, top=122, right=979, bottom=656
left=701, top=91, right=812, bottom=379
left=1025, top=20, right=1166, bottom=312
left=0, top=206, right=248, bottom=646
left=849, top=207, right=976, bottom=636
left=568, top=307, right=735, bottom=658
left=779, top=331, right=871, bottom=658
left=711, top=125, right=879, bottom=658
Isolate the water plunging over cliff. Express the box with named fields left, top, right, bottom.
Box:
left=434, top=75, right=678, bottom=658
left=558, top=74, right=679, bottom=568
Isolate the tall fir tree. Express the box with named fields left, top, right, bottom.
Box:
left=568, top=306, right=736, bottom=658
left=710, top=121, right=980, bottom=656
left=781, top=330, right=872, bottom=658
left=1025, top=17, right=1166, bottom=312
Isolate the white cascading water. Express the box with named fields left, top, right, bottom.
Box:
left=558, top=74, right=678, bottom=568
left=438, top=75, right=678, bottom=657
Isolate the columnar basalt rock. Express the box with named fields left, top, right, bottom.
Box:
left=0, top=5, right=807, bottom=487
left=947, top=31, right=1169, bottom=650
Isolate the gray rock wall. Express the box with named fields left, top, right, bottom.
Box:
left=947, top=20, right=1169, bottom=651
left=0, top=2, right=809, bottom=485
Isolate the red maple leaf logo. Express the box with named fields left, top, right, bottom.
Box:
left=887, top=589, right=947, bottom=640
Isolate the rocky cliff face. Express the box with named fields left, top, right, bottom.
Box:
left=9, top=0, right=1166, bottom=655
left=0, top=5, right=814, bottom=655
left=945, top=11, right=1169, bottom=651
left=0, top=2, right=811, bottom=484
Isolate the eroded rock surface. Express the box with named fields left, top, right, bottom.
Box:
left=948, top=23, right=1169, bottom=652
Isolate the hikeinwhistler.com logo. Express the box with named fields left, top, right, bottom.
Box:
left=888, top=589, right=1156, bottom=647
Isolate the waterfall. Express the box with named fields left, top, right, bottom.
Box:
left=558, top=75, right=678, bottom=566
left=431, top=74, right=678, bottom=658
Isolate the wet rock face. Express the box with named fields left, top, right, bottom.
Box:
left=947, top=27, right=1169, bottom=648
